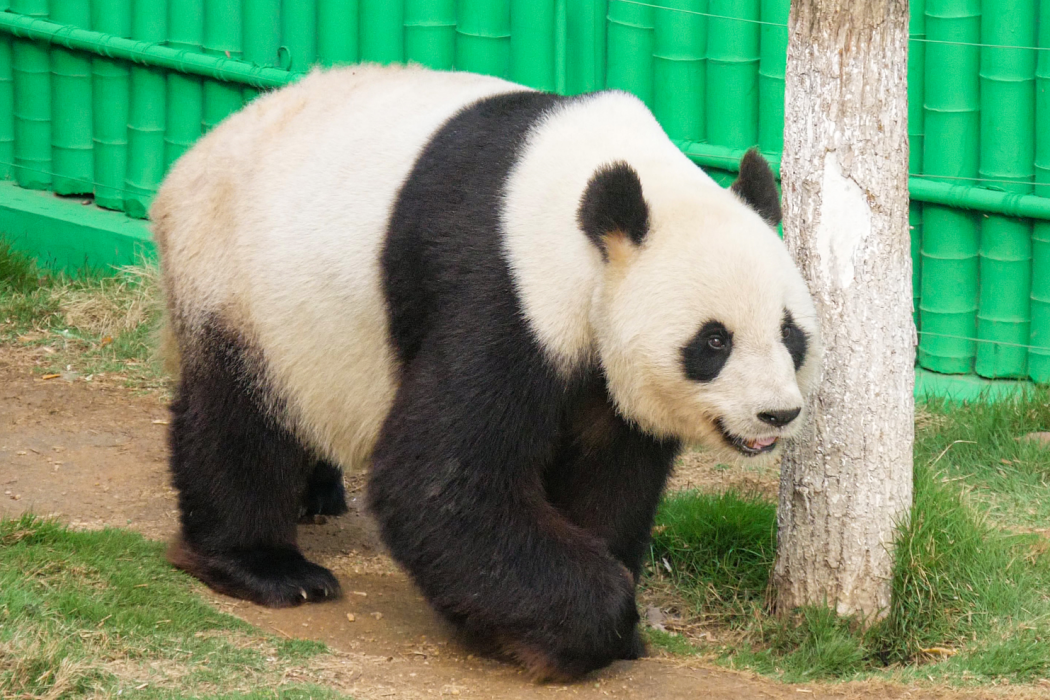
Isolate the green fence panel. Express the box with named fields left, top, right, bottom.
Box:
left=510, top=0, right=555, bottom=90
left=360, top=0, right=403, bottom=64
left=565, top=0, right=606, bottom=94
left=908, top=0, right=925, bottom=329
left=607, top=0, right=654, bottom=105
left=12, top=0, right=50, bottom=191
left=165, top=0, right=203, bottom=169
left=91, top=0, right=130, bottom=210
left=124, top=0, right=167, bottom=219
left=319, top=0, right=360, bottom=65
left=909, top=0, right=926, bottom=174
left=918, top=0, right=981, bottom=374
left=457, top=0, right=511, bottom=78
left=49, top=0, right=92, bottom=195
left=203, top=0, right=244, bottom=133
left=975, top=0, right=1037, bottom=378
left=1030, top=0, right=1050, bottom=382
left=282, top=0, right=318, bottom=70
left=0, top=0, right=12, bottom=181
left=653, top=0, right=705, bottom=143
left=243, top=0, right=280, bottom=66
left=706, top=0, right=759, bottom=150
left=405, top=0, right=455, bottom=70
left=977, top=217, right=1032, bottom=377
left=758, top=0, right=787, bottom=154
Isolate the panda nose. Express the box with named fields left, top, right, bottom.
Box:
left=757, top=407, right=801, bottom=427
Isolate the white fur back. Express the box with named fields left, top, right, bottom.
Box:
left=152, top=65, right=522, bottom=470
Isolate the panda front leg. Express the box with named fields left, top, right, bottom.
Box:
left=547, top=384, right=680, bottom=581
left=166, top=325, right=341, bottom=607
left=368, top=352, right=642, bottom=682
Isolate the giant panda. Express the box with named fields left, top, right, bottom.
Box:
left=152, top=63, right=821, bottom=681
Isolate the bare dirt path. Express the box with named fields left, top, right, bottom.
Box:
left=0, top=346, right=1036, bottom=700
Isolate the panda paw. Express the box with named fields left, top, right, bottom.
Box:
left=502, top=570, right=642, bottom=682
left=168, top=539, right=342, bottom=607
left=300, top=460, right=350, bottom=521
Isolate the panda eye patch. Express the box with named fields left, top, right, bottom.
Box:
left=681, top=321, right=733, bottom=382
left=781, top=310, right=808, bottom=371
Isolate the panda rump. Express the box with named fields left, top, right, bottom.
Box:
left=151, top=64, right=819, bottom=682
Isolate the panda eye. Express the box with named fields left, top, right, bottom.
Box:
left=707, top=336, right=726, bottom=351
left=781, top=325, right=793, bottom=341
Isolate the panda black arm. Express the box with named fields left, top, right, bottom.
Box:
left=546, top=377, right=680, bottom=580
left=367, top=322, right=641, bottom=682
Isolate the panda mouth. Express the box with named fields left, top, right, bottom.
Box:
left=716, top=420, right=779, bottom=456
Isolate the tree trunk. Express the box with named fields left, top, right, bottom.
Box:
left=773, top=0, right=914, bottom=619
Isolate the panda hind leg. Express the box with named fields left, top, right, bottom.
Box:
left=167, top=324, right=341, bottom=607
left=300, top=460, right=350, bottom=521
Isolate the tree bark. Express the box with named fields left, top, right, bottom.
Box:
left=774, top=0, right=914, bottom=619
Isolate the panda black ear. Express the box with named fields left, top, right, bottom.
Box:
left=730, top=148, right=782, bottom=227
left=578, top=161, right=650, bottom=260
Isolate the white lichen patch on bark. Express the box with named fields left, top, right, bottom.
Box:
left=815, top=152, right=871, bottom=289
left=774, top=0, right=914, bottom=620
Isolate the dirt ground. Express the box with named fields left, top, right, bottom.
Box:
left=1, top=346, right=1044, bottom=700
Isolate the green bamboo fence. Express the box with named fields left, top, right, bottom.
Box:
left=11, top=0, right=50, bottom=190
left=91, top=0, right=130, bottom=210
left=1031, top=0, right=1050, bottom=382
left=975, top=0, right=1036, bottom=378
left=918, top=0, right=981, bottom=375
left=0, top=0, right=12, bottom=181
left=50, top=0, right=92, bottom=195
left=165, top=0, right=203, bottom=169
left=124, top=0, right=167, bottom=219
left=909, top=0, right=926, bottom=330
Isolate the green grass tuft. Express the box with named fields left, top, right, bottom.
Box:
left=0, top=515, right=348, bottom=698
left=0, top=241, right=168, bottom=389
left=650, top=490, right=775, bottom=624
left=0, top=240, right=46, bottom=293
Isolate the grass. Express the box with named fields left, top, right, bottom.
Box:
left=0, top=515, right=352, bottom=699
left=645, top=387, right=1050, bottom=686
left=0, top=240, right=168, bottom=391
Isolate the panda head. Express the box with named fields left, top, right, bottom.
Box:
left=583, top=149, right=821, bottom=458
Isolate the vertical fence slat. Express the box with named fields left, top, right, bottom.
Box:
left=12, top=0, right=51, bottom=191
left=908, top=0, right=926, bottom=329
left=50, top=0, right=92, bottom=195
left=203, top=0, right=244, bottom=133
left=405, top=0, right=455, bottom=70
left=606, top=0, right=654, bottom=105
left=244, top=0, right=280, bottom=67
left=318, top=0, right=360, bottom=65
left=510, top=0, right=555, bottom=90
left=125, top=0, right=168, bottom=219
left=918, top=0, right=981, bottom=374
left=975, top=0, right=1037, bottom=378
left=757, top=0, right=786, bottom=155
left=166, top=0, right=203, bottom=169
left=653, top=0, right=706, bottom=143
left=281, top=0, right=318, bottom=71
left=705, top=0, right=760, bottom=149
left=565, top=0, right=606, bottom=94
left=92, top=0, right=130, bottom=210
left=457, top=0, right=511, bottom=78
left=1029, top=0, right=1050, bottom=382
left=0, top=0, right=12, bottom=181
left=360, top=0, right=403, bottom=64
